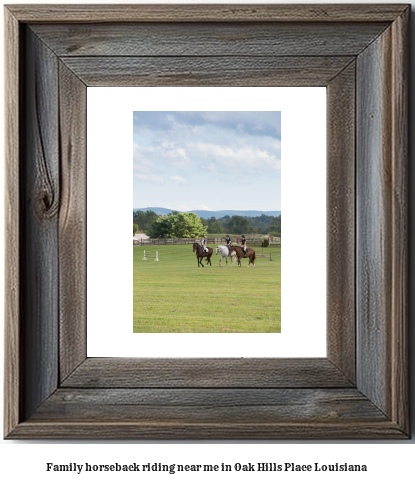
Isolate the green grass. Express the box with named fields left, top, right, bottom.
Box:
left=133, top=244, right=281, bottom=333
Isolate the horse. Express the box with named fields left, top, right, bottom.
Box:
left=215, top=245, right=236, bottom=267
left=231, top=245, right=256, bottom=267
left=193, top=242, right=213, bottom=267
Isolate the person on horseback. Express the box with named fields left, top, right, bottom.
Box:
left=225, top=234, right=232, bottom=256
left=241, top=235, right=247, bottom=258
left=201, top=235, right=208, bottom=255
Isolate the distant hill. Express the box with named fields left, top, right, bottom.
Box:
left=191, top=209, right=281, bottom=219
left=133, top=207, right=175, bottom=216
left=134, top=207, right=281, bottom=219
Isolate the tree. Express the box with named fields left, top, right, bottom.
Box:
left=149, top=212, right=207, bottom=238
left=171, top=212, right=207, bottom=238
left=133, top=210, right=159, bottom=234
left=247, top=214, right=274, bottom=234
left=133, top=223, right=138, bottom=236
left=207, top=217, right=224, bottom=234
left=200, top=217, right=209, bottom=228
left=267, top=215, right=281, bottom=236
left=226, top=215, right=254, bottom=234
left=149, top=215, right=173, bottom=238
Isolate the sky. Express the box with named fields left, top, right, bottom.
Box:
left=133, top=111, right=281, bottom=211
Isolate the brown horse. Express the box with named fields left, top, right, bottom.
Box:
left=231, top=246, right=256, bottom=267
left=193, top=242, right=213, bottom=267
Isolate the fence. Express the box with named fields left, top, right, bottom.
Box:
left=134, top=236, right=281, bottom=246
left=233, top=236, right=281, bottom=246
left=135, top=238, right=195, bottom=246
left=142, top=250, right=159, bottom=261
left=256, top=247, right=273, bottom=261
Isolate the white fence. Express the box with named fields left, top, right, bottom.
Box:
left=142, top=250, right=159, bottom=261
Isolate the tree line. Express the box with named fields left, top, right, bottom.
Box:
left=133, top=209, right=281, bottom=238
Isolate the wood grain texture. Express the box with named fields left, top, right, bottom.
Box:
left=356, top=30, right=391, bottom=416
left=7, top=421, right=406, bottom=440
left=356, top=27, right=400, bottom=419
left=4, top=6, right=21, bottom=438
left=61, top=56, right=355, bottom=87
left=21, top=28, right=60, bottom=420
left=356, top=14, right=409, bottom=431
left=389, top=8, right=409, bottom=432
left=31, top=22, right=388, bottom=57
left=32, top=388, right=386, bottom=423
left=6, top=4, right=409, bottom=23
left=62, top=358, right=353, bottom=388
left=58, top=63, right=87, bottom=381
left=326, top=62, right=356, bottom=383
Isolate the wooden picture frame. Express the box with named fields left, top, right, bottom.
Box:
left=4, top=4, right=409, bottom=439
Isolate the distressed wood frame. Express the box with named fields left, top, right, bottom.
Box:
left=4, top=4, right=409, bottom=439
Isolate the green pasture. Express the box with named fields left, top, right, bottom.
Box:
left=133, top=244, right=281, bottom=333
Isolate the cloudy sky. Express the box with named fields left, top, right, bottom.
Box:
left=133, top=111, right=281, bottom=211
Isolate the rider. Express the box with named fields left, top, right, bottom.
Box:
left=201, top=235, right=208, bottom=255
left=241, top=235, right=247, bottom=258
left=225, top=234, right=232, bottom=255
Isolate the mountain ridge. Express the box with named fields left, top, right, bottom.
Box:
left=134, top=207, right=281, bottom=219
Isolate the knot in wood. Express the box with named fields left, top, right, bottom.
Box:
left=36, top=187, right=59, bottom=219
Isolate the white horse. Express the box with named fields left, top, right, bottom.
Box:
left=215, top=245, right=236, bottom=267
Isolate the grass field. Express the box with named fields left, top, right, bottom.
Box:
left=133, top=244, right=281, bottom=333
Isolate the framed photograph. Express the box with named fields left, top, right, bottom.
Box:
left=130, top=108, right=283, bottom=334
left=4, top=4, right=409, bottom=439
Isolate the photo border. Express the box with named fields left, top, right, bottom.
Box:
left=4, top=4, right=409, bottom=439
left=87, top=87, right=326, bottom=358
